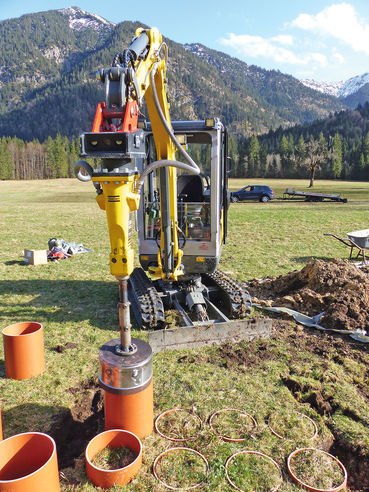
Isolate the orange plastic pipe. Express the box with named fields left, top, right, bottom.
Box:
left=104, top=378, right=153, bottom=439
left=2, top=322, right=45, bottom=380
left=0, top=432, right=60, bottom=491
left=85, top=429, right=142, bottom=488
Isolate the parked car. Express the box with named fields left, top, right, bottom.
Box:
left=231, top=185, right=275, bottom=202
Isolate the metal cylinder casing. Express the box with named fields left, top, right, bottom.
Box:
left=98, top=338, right=154, bottom=438
left=98, top=338, right=152, bottom=394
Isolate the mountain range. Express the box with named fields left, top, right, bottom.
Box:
left=0, top=7, right=367, bottom=141
left=301, top=73, right=369, bottom=104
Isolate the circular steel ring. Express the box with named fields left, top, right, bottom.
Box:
left=287, top=448, right=347, bottom=492
left=155, top=408, right=202, bottom=442
left=225, top=450, right=283, bottom=492
left=209, top=408, right=257, bottom=442
left=153, top=447, right=209, bottom=490
left=268, top=411, right=318, bottom=441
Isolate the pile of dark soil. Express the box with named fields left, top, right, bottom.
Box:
left=247, top=258, right=369, bottom=331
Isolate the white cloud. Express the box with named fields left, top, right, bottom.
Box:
left=310, top=53, right=327, bottom=66
left=271, top=34, right=294, bottom=46
left=220, top=33, right=326, bottom=67
left=292, top=3, right=369, bottom=55
left=332, top=51, right=345, bottom=64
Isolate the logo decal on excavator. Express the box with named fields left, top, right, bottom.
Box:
left=108, top=195, right=120, bottom=202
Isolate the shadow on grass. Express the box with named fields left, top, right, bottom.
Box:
left=4, top=260, right=27, bottom=266
left=2, top=390, right=104, bottom=470
left=0, top=280, right=119, bottom=331
left=2, top=402, right=66, bottom=438
left=0, top=360, right=5, bottom=378
left=294, top=255, right=340, bottom=264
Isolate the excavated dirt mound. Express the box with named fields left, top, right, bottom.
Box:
left=247, top=258, right=369, bottom=331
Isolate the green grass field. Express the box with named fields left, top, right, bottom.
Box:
left=0, top=178, right=368, bottom=491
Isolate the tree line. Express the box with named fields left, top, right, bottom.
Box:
left=228, top=131, right=348, bottom=185
left=2, top=103, right=369, bottom=182
left=228, top=103, right=369, bottom=182
left=0, top=134, right=79, bottom=180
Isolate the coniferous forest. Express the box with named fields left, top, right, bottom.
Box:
left=227, top=103, right=369, bottom=181
left=0, top=135, right=79, bottom=180
left=2, top=102, right=369, bottom=181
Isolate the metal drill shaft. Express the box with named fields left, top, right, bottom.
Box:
left=118, top=279, right=132, bottom=351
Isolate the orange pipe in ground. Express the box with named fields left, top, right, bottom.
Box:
left=104, top=378, right=153, bottom=439
left=85, top=429, right=142, bottom=489
left=0, top=432, right=60, bottom=492
left=2, top=322, right=45, bottom=380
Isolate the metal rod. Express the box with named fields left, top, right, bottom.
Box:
left=159, top=167, right=172, bottom=276
left=172, top=296, right=194, bottom=327
left=118, top=279, right=131, bottom=350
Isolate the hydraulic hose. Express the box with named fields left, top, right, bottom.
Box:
left=112, top=49, right=136, bottom=68
left=149, top=62, right=200, bottom=173
left=137, top=159, right=199, bottom=192
left=74, top=160, right=93, bottom=182
left=136, top=61, right=200, bottom=191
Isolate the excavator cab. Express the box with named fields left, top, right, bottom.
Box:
left=137, top=119, right=229, bottom=277
left=126, top=118, right=253, bottom=332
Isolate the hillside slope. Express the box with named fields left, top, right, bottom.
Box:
left=0, top=7, right=345, bottom=140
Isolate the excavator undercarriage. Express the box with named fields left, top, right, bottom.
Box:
left=129, top=268, right=252, bottom=330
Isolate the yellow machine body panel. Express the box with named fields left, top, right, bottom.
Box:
left=92, top=175, right=139, bottom=278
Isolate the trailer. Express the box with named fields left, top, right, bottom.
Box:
left=283, top=188, right=347, bottom=202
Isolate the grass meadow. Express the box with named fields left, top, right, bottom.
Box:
left=0, top=177, right=368, bottom=491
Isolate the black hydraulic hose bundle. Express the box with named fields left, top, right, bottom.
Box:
left=112, top=31, right=150, bottom=68
left=112, top=49, right=136, bottom=68
left=135, top=61, right=200, bottom=193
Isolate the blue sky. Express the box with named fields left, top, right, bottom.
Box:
left=1, top=1, right=369, bottom=82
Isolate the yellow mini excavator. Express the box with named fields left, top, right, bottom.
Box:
left=75, top=27, right=270, bottom=351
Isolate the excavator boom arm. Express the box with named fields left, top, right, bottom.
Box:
left=101, top=28, right=181, bottom=281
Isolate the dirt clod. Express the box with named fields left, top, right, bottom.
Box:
left=53, top=342, right=78, bottom=353
left=217, top=341, right=276, bottom=369
left=248, top=258, right=369, bottom=331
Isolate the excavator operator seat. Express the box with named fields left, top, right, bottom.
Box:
left=177, top=174, right=204, bottom=202
left=177, top=173, right=206, bottom=241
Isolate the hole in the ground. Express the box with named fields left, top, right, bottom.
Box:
left=330, top=439, right=369, bottom=491
left=47, top=378, right=104, bottom=470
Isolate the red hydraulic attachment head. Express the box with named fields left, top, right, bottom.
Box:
left=91, top=100, right=139, bottom=134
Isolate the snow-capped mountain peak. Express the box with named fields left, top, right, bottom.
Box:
left=58, top=6, right=115, bottom=32
left=340, top=73, right=369, bottom=98
left=300, top=79, right=344, bottom=97
left=301, top=73, right=369, bottom=99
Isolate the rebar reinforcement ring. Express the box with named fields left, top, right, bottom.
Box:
left=225, top=450, right=283, bottom=492
left=209, top=408, right=257, bottom=442
left=153, top=447, right=209, bottom=490
left=155, top=408, right=203, bottom=442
